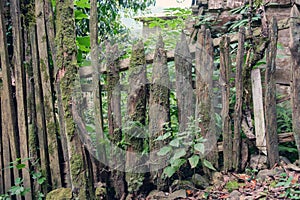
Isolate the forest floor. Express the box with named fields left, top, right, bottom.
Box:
left=144, top=160, right=300, bottom=200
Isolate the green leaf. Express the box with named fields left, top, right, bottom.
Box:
left=75, top=0, right=90, bottom=8
left=203, top=159, right=216, bottom=171
left=172, top=148, right=186, bottom=160
left=16, top=163, right=26, bottom=170
left=188, top=155, right=200, bottom=169
left=14, top=177, right=23, bottom=185
left=37, top=177, right=46, bottom=185
left=75, top=10, right=88, bottom=20
left=194, top=143, right=205, bottom=154
left=32, top=172, right=42, bottom=179
left=9, top=185, right=24, bottom=195
left=157, top=146, right=172, bottom=156
left=171, top=158, right=186, bottom=169
left=163, top=166, right=176, bottom=178
left=169, top=138, right=180, bottom=147
left=155, top=132, right=171, bottom=141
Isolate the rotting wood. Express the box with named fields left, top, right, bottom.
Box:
left=149, top=35, right=170, bottom=190
left=233, top=26, right=245, bottom=171
left=175, top=32, right=194, bottom=132
left=106, top=43, right=126, bottom=199
left=289, top=4, right=300, bottom=162
left=195, top=27, right=218, bottom=175
left=220, top=35, right=232, bottom=173
left=125, top=40, right=147, bottom=195
left=251, top=69, right=267, bottom=155
left=265, top=17, right=279, bottom=167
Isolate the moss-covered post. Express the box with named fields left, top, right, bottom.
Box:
left=290, top=4, right=300, bottom=164
left=125, top=40, right=147, bottom=195
left=149, top=35, right=170, bottom=190
left=220, top=35, right=232, bottom=173
left=265, top=17, right=279, bottom=167
left=0, top=0, right=19, bottom=192
left=175, top=32, right=194, bottom=131
left=55, top=0, right=90, bottom=198
left=195, top=27, right=218, bottom=175
left=106, top=43, right=125, bottom=199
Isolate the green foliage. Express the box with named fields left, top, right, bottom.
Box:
left=0, top=159, right=46, bottom=199
left=156, top=117, right=217, bottom=178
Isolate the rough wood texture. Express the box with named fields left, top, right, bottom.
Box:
left=125, top=40, right=147, bottom=194
left=220, top=35, right=232, bottom=172
left=289, top=4, right=300, bottom=162
left=233, top=27, right=245, bottom=171
left=195, top=27, right=218, bottom=175
left=149, top=35, right=170, bottom=190
left=10, top=0, right=32, bottom=198
left=251, top=69, right=267, bottom=155
left=226, top=0, right=245, bottom=9
left=175, top=32, right=194, bottom=132
left=35, top=0, right=62, bottom=189
left=0, top=0, right=18, bottom=192
left=55, top=0, right=89, bottom=198
left=89, top=0, right=108, bottom=187
left=265, top=17, right=279, bottom=167
left=106, top=43, right=125, bottom=199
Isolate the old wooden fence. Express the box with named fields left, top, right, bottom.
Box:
left=1, top=3, right=300, bottom=199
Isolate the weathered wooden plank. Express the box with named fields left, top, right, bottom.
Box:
left=0, top=0, right=18, bottom=193
left=10, top=0, right=32, bottom=198
left=175, top=32, right=194, bottom=132
left=196, top=27, right=218, bottom=175
left=125, top=40, right=147, bottom=193
left=106, top=43, right=125, bottom=200
left=251, top=69, right=267, bottom=155
left=149, top=35, right=170, bottom=189
left=289, top=4, right=300, bottom=162
left=220, top=35, right=232, bottom=172
left=265, top=17, right=280, bottom=167
left=35, top=0, right=62, bottom=189
left=233, top=26, right=245, bottom=171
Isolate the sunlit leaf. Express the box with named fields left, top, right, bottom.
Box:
left=203, top=159, right=216, bottom=171
left=188, top=155, right=200, bottom=169
left=163, top=166, right=176, bottom=178
left=157, top=146, right=172, bottom=156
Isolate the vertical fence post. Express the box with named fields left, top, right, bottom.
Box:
left=125, top=40, right=147, bottom=194
left=175, top=32, right=194, bottom=132
left=220, top=35, right=232, bottom=172
left=265, top=17, right=279, bottom=167
left=233, top=27, right=245, bottom=171
left=195, top=27, right=218, bottom=175
left=149, top=35, right=170, bottom=190
left=107, top=43, right=125, bottom=199
left=289, top=4, right=300, bottom=163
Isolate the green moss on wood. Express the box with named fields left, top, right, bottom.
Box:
left=46, top=188, right=72, bottom=200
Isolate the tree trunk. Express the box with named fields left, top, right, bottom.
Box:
left=289, top=4, right=300, bottom=163
left=55, top=0, right=90, bottom=198
left=265, top=17, right=279, bottom=167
